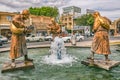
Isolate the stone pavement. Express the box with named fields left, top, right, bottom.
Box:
left=0, top=39, right=120, bottom=53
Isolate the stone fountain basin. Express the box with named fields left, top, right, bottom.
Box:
left=0, top=46, right=120, bottom=80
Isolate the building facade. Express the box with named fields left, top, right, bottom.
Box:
left=0, top=11, right=120, bottom=38
left=60, top=14, right=73, bottom=30
left=0, top=11, right=53, bottom=38
left=0, top=12, right=18, bottom=38
left=30, top=15, right=52, bottom=36
left=60, top=6, right=120, bottom=36
left=60, top=6, right=81, bottom=30
left=63, top=6, right=81, bottom=18
left=86, top=9, right=95, bottom=14
left=112, top=18, right=120, bottom=36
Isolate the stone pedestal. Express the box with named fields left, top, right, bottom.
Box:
left=1, top=60, right=34, bottom=73
left=81, top=59, right=120, bottom=70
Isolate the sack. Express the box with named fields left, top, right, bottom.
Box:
left=99, top=17, right=110, bottom=30
left=10, top=23, right=24, bottom=34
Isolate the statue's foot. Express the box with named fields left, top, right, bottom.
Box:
left=105, top=59, right=110, bottom=62
left=89, top=59, right=94, bottom=66
left=87, top=57, right=91, bottom=59
left=105, top=59, right=110, bottom=65
left=25, top=58, right=33, bottom=62
left=87, top=57, right=94, bottom=60
left=11, top=63, right=16, bottom=68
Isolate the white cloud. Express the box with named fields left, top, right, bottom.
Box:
left=0, top=0, right=119, bottom=21
left=60, top=0, right=120, bottom=21
left=0, top=4, right=16, bottom=12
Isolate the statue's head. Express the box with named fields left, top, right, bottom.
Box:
left=93, top=11, right=100, bottom=18
left=22, top=9, right=30, bottom=20
left=51, top=18, right=55, bottom=21
left=50, top=18, right=56, bottom=24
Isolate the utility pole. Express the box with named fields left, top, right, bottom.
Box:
left=72, top=15, right=74, bottom=35
left=72, top=8, right=75, bottom=36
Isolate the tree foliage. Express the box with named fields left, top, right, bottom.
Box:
left=29, top=6, right=59, bottom=18
left=75, top=14, right=94, bottom=26
left=75, top=14, right=94, bottom=32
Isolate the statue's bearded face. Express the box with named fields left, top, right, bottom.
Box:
left=92, top=12, right=100, bottom=18
left=93, top=14, right=97, bottom=18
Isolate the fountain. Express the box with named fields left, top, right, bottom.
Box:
left=43, top=18, right=77, bottom=65
left=0, top=46, right=120, bottom=80
left=0, top=16, right=120, bottom=80
left=42, top=35, right=77, bottom=65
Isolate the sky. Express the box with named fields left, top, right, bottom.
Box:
left=0, top=0, right=120, bottom=21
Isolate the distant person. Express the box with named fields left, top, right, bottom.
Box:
left=71, top=32, right=77, bottom=46
left=88, top=11, right=111, bottom=62
left=10, top=9, right=33, bottom=67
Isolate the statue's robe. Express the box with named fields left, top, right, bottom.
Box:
left=10, top=15, right=28, bottom=59
left=91, top=16, right=111, bottom=55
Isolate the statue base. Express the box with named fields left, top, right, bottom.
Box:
left=116, top=49, right=120, bottom=52
left=81, top=59, right=120, bottom=70
left=1, top=60, right=34, bottom=73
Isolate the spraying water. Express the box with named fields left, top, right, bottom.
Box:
left=42, top=36, right=77, bottom=65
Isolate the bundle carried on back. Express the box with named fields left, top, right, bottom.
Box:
left=98, top=16, right=111, bottom=30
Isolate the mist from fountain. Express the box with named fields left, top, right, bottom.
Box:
left=42, top=36, right=77, bottom=65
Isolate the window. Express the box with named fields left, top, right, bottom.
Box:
left=6, top=16, right=12, bottom=21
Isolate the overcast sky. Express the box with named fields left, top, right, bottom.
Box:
left=0, top=0, right=120, bottom=21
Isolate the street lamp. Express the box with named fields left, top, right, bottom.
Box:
left=71, top=7, right=74, bottom=36
left=71, top=14, right=74, bottom=36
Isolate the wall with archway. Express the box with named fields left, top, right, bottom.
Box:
left=114, top=18, right=120, bottom=36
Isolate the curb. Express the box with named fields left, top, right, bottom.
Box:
left=0, top=41, right=120, bottom=53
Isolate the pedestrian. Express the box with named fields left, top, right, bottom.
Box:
left=71, top=32, right=77, bottom=46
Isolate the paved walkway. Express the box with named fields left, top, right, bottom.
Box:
left=0, top=39, right=120, bottom=53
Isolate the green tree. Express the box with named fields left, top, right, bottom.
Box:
left=29, top=6, right=59, bottom=18
left=65, top=27, right=71, bottom=33
left=75, top=14, right=94, bottom=32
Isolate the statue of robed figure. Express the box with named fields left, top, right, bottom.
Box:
left=1, top=9, right=34, bottom=73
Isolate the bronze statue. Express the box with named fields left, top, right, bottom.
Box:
left=89, top=11, right=111, bottom=62
left=47, top=18, right=61, bottom=35
left=10, top=9, right=33, bottom=67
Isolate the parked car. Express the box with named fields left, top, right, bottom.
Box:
left=0, top=35, right=8, bottom=43
left=62, top=34, right=84, bottom=43
left=26, top=34, right=45, bottom=42
left=90, top=33, right=94, bottom=36
left=62, top=36, right=71, bottom=43
left=76, top=35, right=84, bottom=42
left=44, top=36, right=53, bottom=41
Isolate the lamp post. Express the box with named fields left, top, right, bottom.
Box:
left=0, top=24, right=1, bottom=35
left=72, top=15, right=74, bottom=35
left=71, top=7, right=75, bottom=36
